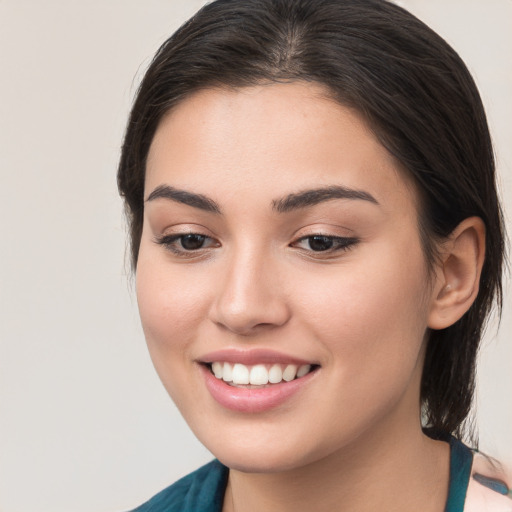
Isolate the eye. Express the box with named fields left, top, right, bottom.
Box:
left=292, top=235, right=358, bottom=253
left=305, top=235, right=334, bottom=252
left=154, top=232, right=220, bottom=255
left=179, top=234, right=208, bottom=250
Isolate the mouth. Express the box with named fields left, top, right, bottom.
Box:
left=205, top=361, right=319, bottom=387
left=197, top=349, right=320, bottom=412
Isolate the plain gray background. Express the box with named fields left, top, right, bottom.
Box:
left=0, top=1, right=510, bottom=511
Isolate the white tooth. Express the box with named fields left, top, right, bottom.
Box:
left=268, top=364, right=283, bottom=384
left=249, top=364, right=269, bottom=385
left=222, top=362, right=233, bottom=382
left=282, top=364, right=298, bottom=382
left=232, top=363, right=250, bottom=385
left=212, top=362, right=223, bottom=379
left=297, top=364, right=311, bottom=378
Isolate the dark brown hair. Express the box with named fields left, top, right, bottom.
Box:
left=118, top=0, right=505, bottom=441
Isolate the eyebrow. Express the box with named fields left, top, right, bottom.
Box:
left=271, top=185, right=379, bottom=213
left=145, top=184, right=378, bottom=215
left=146, top=185, right=221, bottom=214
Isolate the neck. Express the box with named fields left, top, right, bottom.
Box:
left=223, top=419, right=450, bottom=512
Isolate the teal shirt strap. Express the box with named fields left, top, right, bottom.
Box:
left=445, top=437, right=473, bottom=512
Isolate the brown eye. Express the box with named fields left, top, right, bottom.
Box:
left=154, top=232, right=219, bottom=256
left=180, top=234, right=206, bottom=250
left=292, top=235, right=359, bottom=255
left=307, top=236, right=334, bottom=251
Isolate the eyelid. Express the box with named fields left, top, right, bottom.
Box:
left=156, top=222, right=215, bottom=236
left=153, top=230, right=220, bottom=258
left=152, top=225, right=358, bottom=259
left=291, top=233, right=359, bottom=255
left=293, top=233, right=358, bottom=244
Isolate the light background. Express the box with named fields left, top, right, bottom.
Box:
left=0, top=1, right=510, bottom=511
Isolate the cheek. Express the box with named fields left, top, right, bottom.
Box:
left=294, top=241, right=430, bottom=378
left=136, top=257, right=206, bottom=343
left=135, top=248, right=215, bottom=399
left=289, top=246, right=431, bottom=447
left=135, top=253, right=215, bottom=413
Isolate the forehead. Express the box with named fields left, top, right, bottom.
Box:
left=145, top=82, right=418, bottom=212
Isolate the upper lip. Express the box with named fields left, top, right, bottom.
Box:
left=197, top=348, right=318, bottom=366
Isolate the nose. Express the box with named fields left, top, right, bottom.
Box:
left=208, top=246, right=291, bottom=336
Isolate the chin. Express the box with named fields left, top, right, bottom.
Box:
left=196, top=426, right=330, bottom=474
left=215, top=448, right=313, bottom=474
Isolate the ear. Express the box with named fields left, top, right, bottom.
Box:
left=428, top=217, right=486, bottom=330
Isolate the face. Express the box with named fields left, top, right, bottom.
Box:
left=137, top=82, right=436, bottom=473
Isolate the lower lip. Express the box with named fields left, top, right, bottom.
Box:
left=200, top=364, right=318, bottom=413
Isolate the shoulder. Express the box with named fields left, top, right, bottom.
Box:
left=464, top=452, right=512, bottom=512
left=129, top=459, right=229, bottom=512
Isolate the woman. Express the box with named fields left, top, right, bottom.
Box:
left=117, top=0, right=509, bottom=510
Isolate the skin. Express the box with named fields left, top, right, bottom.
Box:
left=136, top=82, right=485, bottom=511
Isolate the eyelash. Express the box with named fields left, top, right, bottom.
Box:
left=293, top=235, right=359, bottom=256
left=153, top=233, right=219, bottom=257
left=154, top=232, right=359, bottom=258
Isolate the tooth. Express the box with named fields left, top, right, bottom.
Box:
left=212, top=362, right=223, bottom=379
left=222, top=362, right=233, bottom=382
left=249, top=364, right=269, bottom=385
left=297, top=364, right=311, bottom=378
left=232, top=363, right=250, bottom=385
left=282, top=364, right=298, bottom=382
left=268, top=364, right=283, bottom=384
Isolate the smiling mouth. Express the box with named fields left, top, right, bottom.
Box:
left=205, top=362, right=319, bottom=387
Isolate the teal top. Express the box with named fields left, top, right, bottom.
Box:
left=445, top=436, right=473, bottom=511
left=130, top=437, right=473, bottom=512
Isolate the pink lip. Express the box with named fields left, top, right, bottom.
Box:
left=198, top=348, right=316, bottom=366
left=200, top=363, right=319, bottom=413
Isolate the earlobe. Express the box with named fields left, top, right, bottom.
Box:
left=428, top=217, right=486, bottom=330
